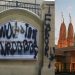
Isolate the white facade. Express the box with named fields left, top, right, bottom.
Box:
left=0, top=0, right=55, bottom=75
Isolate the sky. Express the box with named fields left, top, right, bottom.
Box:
left=55, top=0, right=75, bottom=45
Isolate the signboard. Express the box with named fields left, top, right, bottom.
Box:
left=0, top=21, right=38, bottom=60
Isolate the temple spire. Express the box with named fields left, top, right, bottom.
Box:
left=58, top=12, right=67, bottom=48
left=67, top=13, right=74, bottom=46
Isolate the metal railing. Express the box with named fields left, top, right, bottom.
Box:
left=0, top=0, right=41, bottom=16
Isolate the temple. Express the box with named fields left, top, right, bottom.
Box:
left=58, top=13, right=74, bottom=48
left=55, top=14, right=75, bottom=73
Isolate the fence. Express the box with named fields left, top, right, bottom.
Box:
left=0, top=0, right=41, bottom=16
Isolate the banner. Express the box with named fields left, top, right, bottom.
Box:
left=0, top=21, right=38, bottom=59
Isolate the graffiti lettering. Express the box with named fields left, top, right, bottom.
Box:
left=0, top=21, right=38, bottom=59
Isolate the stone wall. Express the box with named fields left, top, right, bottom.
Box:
left=41, top=1, right=55, bottom=75
left=0, top=1, right=55, bottom=75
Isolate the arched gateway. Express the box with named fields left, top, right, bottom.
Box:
left=0, top=8, right=43, bottom=75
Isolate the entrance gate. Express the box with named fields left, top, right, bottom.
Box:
left=0, top=8, right=43, bottom=75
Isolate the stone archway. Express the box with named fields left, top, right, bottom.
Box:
left=0, top=8, right=44, bottom=75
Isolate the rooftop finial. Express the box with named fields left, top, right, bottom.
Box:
left=69, top=13, right=71, bottom=23
left=61, top=12, right=64, bottom=23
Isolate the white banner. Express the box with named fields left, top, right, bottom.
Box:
left=0, top=20, right=38, bottom=60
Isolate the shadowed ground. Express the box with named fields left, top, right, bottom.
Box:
left=55, top=72, right=75, bottom=75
